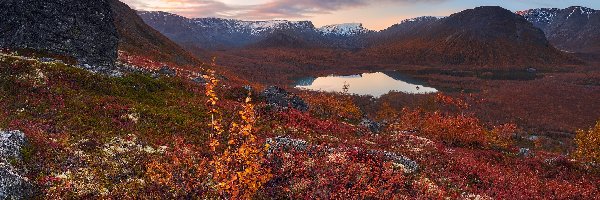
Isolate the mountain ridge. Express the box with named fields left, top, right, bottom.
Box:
left=140, top=6, right=581, bottom=67
left=364, top=6, right=576, bottom=66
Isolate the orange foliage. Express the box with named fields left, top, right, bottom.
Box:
left=205, top=71, right=271, bottom=199
left=392, top=94, right=517, bottom=148
left=301, top=92, right=362, bottom=122
left=376, top=101, right=400, bottom=122
left=145, top=138, right=212, bottom=197
left=573, top=120, right=600, bottom=164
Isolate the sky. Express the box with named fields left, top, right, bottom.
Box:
left=121, top=0, right=600, bottom=30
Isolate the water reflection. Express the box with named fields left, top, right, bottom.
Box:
left=295, top=72, right=438, bottom=97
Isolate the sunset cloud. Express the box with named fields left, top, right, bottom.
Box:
left=122, top=0, right=446, bottom=19
left=121, top=0, right=600, bottom=30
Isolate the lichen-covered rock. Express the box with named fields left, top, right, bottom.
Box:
left=0, top=130, right=33, bottom=199
left=266, top=136, right=309, bottom=155
left=266, top=136, right=418, bottom=173
left=360, top=118, right=382, bottom=133
left=366, top=150, right=419, bottom=173
left=0, top=0, right=119, bottom=66
left=518, top=148, right=534, bottom=158
left=261, top=86, right=308, bottom=111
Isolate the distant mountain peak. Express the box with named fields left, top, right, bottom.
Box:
left=318, top=23, right=371, bottom=36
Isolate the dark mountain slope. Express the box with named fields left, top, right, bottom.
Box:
left=366, top=6, right=577, bottom=67
left=108, top=0, right=201, bottom=66
left=251, top=31, right=309, bottom=49
left=374, top=16, right=441, bottom=45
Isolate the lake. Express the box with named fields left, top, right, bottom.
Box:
left=295, top=71, right=438, bottom=97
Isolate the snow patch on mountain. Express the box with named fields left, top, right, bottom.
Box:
left=318, top=23, right=371, bottom=36
left=516, top=8, right=560, bottom=25
left=400, top=16, right=445, bottom=24
left=568, top=6, right=596, bottom=19
left=517, top=6, right=597, bottom=25
left=139, top=11, right=315, bottom=36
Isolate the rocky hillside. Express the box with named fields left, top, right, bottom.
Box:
left=517, top=6, right=600, bottom=54
left=0, top=0, right=200, bottom=68
left=0, top=0, right=119, bottom=66
left=365, top=6, right=577, bottom=67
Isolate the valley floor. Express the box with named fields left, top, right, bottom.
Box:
left=205, top=48, right=600, bottom=139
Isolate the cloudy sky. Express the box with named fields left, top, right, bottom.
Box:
left=122, top=0, right=600, bottom=30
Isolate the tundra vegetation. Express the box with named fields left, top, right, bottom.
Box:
left=0, top=51, right=598, bottom=199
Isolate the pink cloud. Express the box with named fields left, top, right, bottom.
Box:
left=121, top=0, right=446, bottom=19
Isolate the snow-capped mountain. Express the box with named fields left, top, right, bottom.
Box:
left=517, top=6, right=600, bottom=53
left=138, top=11, right=319, bottom=48
left=318, top=23, right=371, bottom=36
left=139, top=11, right=315, bottom=35
left=139, top=11, right=375, bottom=49
left=191, top=18, right=316, bottom=36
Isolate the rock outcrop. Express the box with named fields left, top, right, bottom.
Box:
left=0, top=0, right=119, bottom=66
left=0, top=130, right=33, bottom=199
left=266, top=136, right=418, bottom=173
left=360, top=118, right=383, bottom=133
left=261, top=86, right=309, bottom=112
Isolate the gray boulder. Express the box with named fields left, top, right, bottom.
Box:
left=518, top=148, right=534, bottom=158
left=367, top=150, right=419, bottom=173
left=191, top=76, right=207, bottom=84
left=0, top=130, right=33, bottom=199
left=527, top=68, right=537, bottom=73
left=360, top=118, right=382, bottom=133
left=158, top=66, right=177, bottom=77
left=266, top=136, right=309, bottom=155
left=261, top=86, right=308, bottom=112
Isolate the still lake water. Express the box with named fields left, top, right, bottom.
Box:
left=295, top=72, right=438, bottom=97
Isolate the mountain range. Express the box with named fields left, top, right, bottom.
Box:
left=138, top=11, right=372, bottom=50
left=140, top=6, right=592, bottom=67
